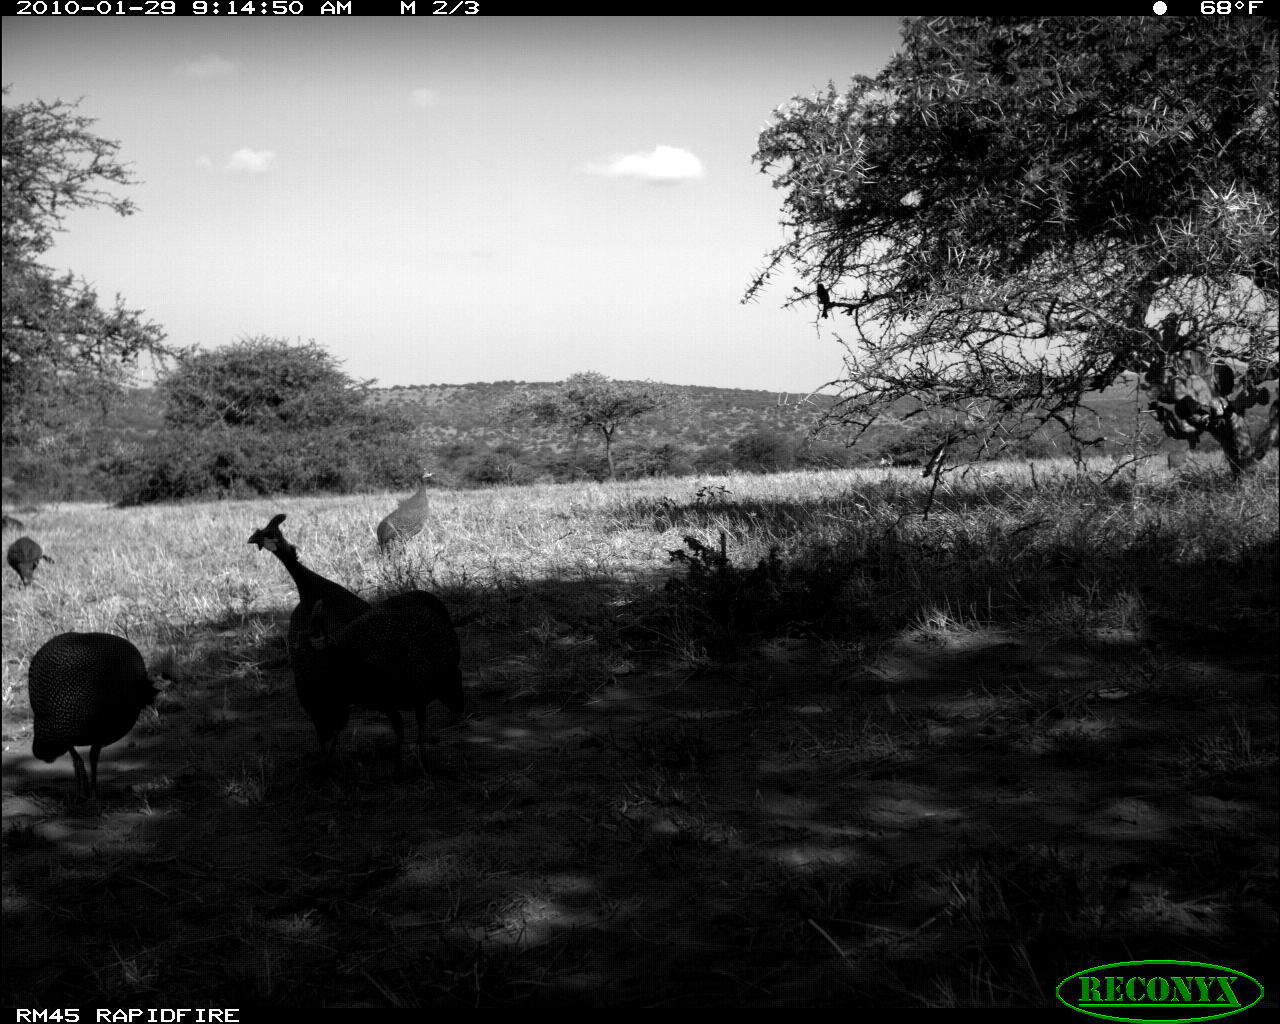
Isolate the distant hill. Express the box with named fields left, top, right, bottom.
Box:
left=98, top=375, right=1193, bottom=465
left=362, top=376, right=1186, bottom=468
left=3, top=376, right=1222, bottom=502
left=101, top=378, right=845, bottom=455
left=367, top=381, right=843, bottom=468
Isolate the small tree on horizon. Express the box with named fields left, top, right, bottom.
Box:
left=504, top=372, right=672, bottom=480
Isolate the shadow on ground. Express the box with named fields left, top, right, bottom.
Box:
left=3, top=564, right=1276, bottom=1007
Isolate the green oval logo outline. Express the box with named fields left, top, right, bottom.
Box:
left=1056, top=960, right=1263, bottom=1023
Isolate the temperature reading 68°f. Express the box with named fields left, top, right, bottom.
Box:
left=1201, top=1, right=1265, bottom=11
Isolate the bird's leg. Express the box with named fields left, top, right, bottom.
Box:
left=387, top=710, right=406, bottom=779
left=414, top=706, right=428, bottom=776
left=89, top=744, right=102, bottom=800
left=68, top=747, right=89, bottom=801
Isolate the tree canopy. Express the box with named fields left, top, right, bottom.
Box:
left=2, top=90, right=172, bottom=449
left=161, top=337, right=376, bottom=432
left=114, top=338, right=420, bottom=503
left=748, top=17, right=1278, bottom=474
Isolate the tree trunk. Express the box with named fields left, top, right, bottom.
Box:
left=1210, top=410, right=1257, bottom=480
left=602, top=426, right=616, bottom=480
left=1260, top=401, right=1280, bottom=461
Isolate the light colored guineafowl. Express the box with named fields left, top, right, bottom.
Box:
left=28, top=632, right=158, bottom=800
left=7, top=536, right=52, bottom=586
left=247, top=513, right=372, bottom=753
left=376, top=470, right=435, bottom=551
left=309, top=590, right=463, bottom=777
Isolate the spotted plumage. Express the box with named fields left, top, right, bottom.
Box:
left=248, top=513, right=371, bottom=754
left=7, top=536, right=51, bottom=586
left=28, top=632, right=157, bottom=799
left=310, top=590, right=463, bottom=777
left=376, top=470, right=434, bottom=551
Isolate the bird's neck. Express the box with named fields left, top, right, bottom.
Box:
left=274, top=544, right=324, bottom=597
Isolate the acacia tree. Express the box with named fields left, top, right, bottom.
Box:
left=114, top=337, right=419, bottom=502
left=160, top=337, right=380, bottom=432
left=506, top=372, right=670, bottom=479
left=747, top=17, right=1278, bottom=476
left=2, top=90, right=172, bottom=450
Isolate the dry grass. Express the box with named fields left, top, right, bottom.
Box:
left=2, top=454, right=1276, bottom=1007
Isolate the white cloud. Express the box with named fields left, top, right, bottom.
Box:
left=584, top=145, right=705, bottom=182
left=410, top=88, right=439, bottom=108
left=226, top=148, right=276, bottom=173
left=180, top=53, right=236, bottom=79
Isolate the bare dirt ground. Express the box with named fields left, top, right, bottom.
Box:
left=4, top=600, right=1275, bottom=1007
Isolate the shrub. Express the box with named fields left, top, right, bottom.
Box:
left=730, top=430, right=796, bottom=472
left=693, top=444, right=734, bottom=474
left=795, top=439, right=853, bottom=469
left=115, top=338, right=419, bottom=502
left=111, top=422, right=420, bottom=504
left=620, top=441, right=694, bottom=478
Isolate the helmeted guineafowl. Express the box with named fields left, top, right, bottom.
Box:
left=248, top=513, right=372, bottom=753
left=376, top=470, right=434, bottom=551
left=309, top=590, right=463, bottom=777
left=28, top=632, right=157, bottom=800
left=1, top=513, right=24, bottom=531
left=8, top=536, right=52, bottom=586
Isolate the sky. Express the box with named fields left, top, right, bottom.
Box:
left=2, top=16, right=907, bottom=394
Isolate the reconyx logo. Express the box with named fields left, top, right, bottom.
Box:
left=1056, top=961, right=1263, bottom=1022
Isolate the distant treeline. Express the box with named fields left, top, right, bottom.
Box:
left=2, top=377, right=1192, bottom=505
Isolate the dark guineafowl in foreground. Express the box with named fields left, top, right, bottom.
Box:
left=309, top=590, right=463, bottom=777
left=248, top=513, right=371, bottom=752
left=376, top=469, right=434, bottom=551
left=28, top=632, right=157, bottom=799
left=8, top=536, right=52, bottom=586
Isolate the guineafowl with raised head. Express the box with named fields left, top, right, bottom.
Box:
left=376, top=470, right=435, bottom=551
left=309, top=590, right=463, bottom=777
left=28, top=632, right=157, bottom=800
left=7, top=536, right=52, bottom=586
left=248, top=513, right=371, bottom=753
